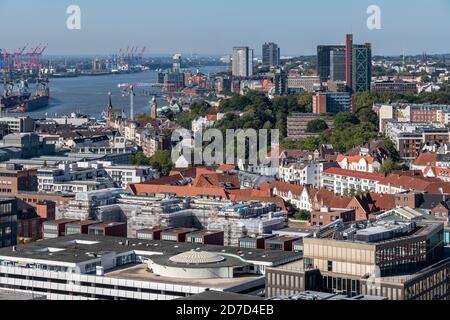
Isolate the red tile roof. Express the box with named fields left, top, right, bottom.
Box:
left=369, top=193, right=396, bottom=210
left=378, top=172, right=450, bottom=193
left=217, top=164, right=236, bottom=172
left=192, top=173, right=240, bottom=189
left=259, top=181, right=304, bottom=197
left=336, top=155, right=377, bottom=165
left=413, top=152, right=438, bottom=167
left=327, top=196, right=353, bottom=209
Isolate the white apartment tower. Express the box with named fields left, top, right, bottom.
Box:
left=232, top=47, right=253, bottom=77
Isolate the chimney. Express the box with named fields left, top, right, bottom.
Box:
left=96, top=266, right=105, bottom=276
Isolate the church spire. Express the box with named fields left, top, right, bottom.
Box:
left=106, top=92, right=113, bottom=128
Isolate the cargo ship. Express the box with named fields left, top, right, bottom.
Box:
left=0, top=80, right=31, bottom=108
left=14, top=79, right=50, bottom=113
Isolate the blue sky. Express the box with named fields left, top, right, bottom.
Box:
left=1, top=0, right=450, bottom=55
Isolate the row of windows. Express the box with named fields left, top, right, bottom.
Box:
left=0, top=273, right=189, bottom=299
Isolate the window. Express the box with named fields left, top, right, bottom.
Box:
left=328, top=260, right=333, bottom=272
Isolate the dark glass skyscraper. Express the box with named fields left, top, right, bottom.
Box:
left=330, top=47, right=346, bottom=82
left=262, top=42, right=281, bottom=68
left=318, top=34, right=372, bottom=93
left=317, top=45, right=345, bottom=82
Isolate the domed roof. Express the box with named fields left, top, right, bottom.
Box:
left=169, top=251, right=225, bottom=265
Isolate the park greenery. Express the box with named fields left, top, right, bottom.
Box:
left=132, top=150, right=174, bottom=176
left=293, top=209, right=311, bottom=221
left=167, top=82, right=450, bottom=172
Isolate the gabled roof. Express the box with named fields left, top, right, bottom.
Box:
left=379, top=172, right=450, bottom=193
left=169, top=167, right=216, bottom=178
left=369, top=193, right=396, bottom=211
left=336, top=155, right=377, bottom=165
left=314, top=188, right=336, bottom=206
left=413, top=152, right=438, bottom=167
left=192, top=173, right=240, bottom=189
left=327, top=196, right=353, bottom=209
left=259, top=181, right=304, bottom=197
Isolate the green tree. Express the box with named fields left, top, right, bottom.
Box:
left=379, top=159, right=402, bottom=175
left=334, top=112, right=360, bottom=130
left=132, top=152, right=151, bottom=166
left=306, top=119, right=329, bottom=133
left=294, top=210, right=311, bottom=221
left=149, top=150, right=174, bottom=177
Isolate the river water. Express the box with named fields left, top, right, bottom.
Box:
left=2, top=66, right=226, bottom=119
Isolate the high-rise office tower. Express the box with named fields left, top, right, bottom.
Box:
left=173, top=54, right=182, bottom=73
left=351, top=43, right=372, bottom=93
left=345, top=34, right=372, bottom=93
left=330, top=47, right=347, bottom=82
left=262, top=42, right=281, bottom=68
left=317, top=45, right=345, bottom=82
left=232, top=47, right=254, bottom=77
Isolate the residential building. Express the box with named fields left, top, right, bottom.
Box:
left=383, top=121, right=450, bottom=161
left=322, top=167, right=385, bottom=195
left=232, top=47, right=253, bottom=77
left=336, top=155, right=381, bottom=173
left=278, top=160, right=338, bottom=188
left=103, top=164, right=159, bottom=189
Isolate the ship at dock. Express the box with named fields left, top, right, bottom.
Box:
left=12, top=79, right=50, bottom=113
left=0, top=80, right=31, bottom=108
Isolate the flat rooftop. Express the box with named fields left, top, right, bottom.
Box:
left=267, top=236, right=300, bottom=243
left=0, top=234, right=302, bottom=265
left=179, top=291, right=264, bottom=301
left=106, top=264, right=262, bottom=289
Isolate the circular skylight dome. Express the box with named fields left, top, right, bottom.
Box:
left=169, top=251, right=225, bottom=265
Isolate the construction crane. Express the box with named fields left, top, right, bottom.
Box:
left=35, top=44, right=48, bottom=69
left=140, top=47, right=146, bottom=65
left=118, top=82, right=156, bottom=121
left=14, top=44, right=28, bottom=69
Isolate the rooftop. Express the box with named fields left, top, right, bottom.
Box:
left=0, top=234, right=302, bottom=265
left=106, top=264, right=261, bottom=289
